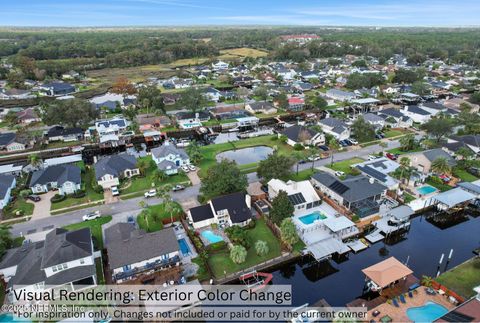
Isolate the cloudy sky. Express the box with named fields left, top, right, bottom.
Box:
left=2, top=0, right=479, bottom=27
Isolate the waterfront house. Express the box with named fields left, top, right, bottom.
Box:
left=436, top=286, right=480, bottom=322
left=0, top=132, right=27, bottom=152
left=94, top=153, right=139, bottom=189
left=353, top=157, right=400, bottom=190
left=151, top=142, right=190, bottom=175
left=16, top=107, right=41, bottom=124
left=318, top=118, right=351, bottom=140
left=104, top=224, right=180, bottom=283
left=29, top=164, right=81, bottom=195
left=280, top=125, right=325, bottom=147
left=287, top=97, right=305, bottom=111
left=362, top=113, right=385, bottom=129
left=312, top=172, right=387, bottom=218
left=188, top=192, right=252, bottom=229
left=406, top=148, right=456, bottom=175
left=245, top=101, right=277, bottom=115
left=0, top=174, right=16, bottom=210
left=39, top=82, right=75, bottom=96
left=402, top=105, right=432, bottom=124
left=325, top=89, right=356, bottom=102
left=0, top=228, right=97, bottom=299
left=94, top=117, right=128, bottom=136
left=378, top=107, right=413, bottom=128
left=267, top=179, right=322, bottom=214
left=47, top=126, right=84, bottom=142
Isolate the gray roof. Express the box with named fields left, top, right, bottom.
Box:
left=406, top=105, right=431, bottom=116
left=434, top=187, right=476, bottom=208
left=247, top=101, right=275, bottom=111
left=0, top=174, right=15, bottom=199
left=94, top=153, right=137, bottom=180
left=379, top=108, right=404, bottom=118
left=421, top=102, right=445, bottom=110
left=151, top=143, right=188, bottom=160
left=457, top=182, right=480, bottom=195
left=422, top=148, right=455, bottom=165
left=312, top=172, right=386, bottom=203
left=319, top=117, right=347, bottom=129
left=189, top=204, right=214, bottom=222
left=0, top=132, right=16, bottom=146
left=387, top=205, right=413, bottom=220
left=105, top=224, right=179, bottom=270
left=281, top=125, right=319, bottom=143
left=211, top=192, right=251, bottom=224
left=30, top=164, right=81, bottom=187
left=363, top=113, right=385, bottom=123
left=41, top=228, right=93, bottom=268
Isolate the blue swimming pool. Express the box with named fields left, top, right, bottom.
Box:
left=406, top=301, right=448, bottom=322
left=417, top=185, right=437, bottom=195
left=201, top=230, right=224, bottom=243
left=299, top=211, right=327, bottom=225
left=178, top=238, right=191, bottom=256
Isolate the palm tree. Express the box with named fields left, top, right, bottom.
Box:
left=185, top=140, right=202, bottom=164
left=255, top=240, right=269, bottom=257
left=292, top=151, right=304, bottom=175
left=399, top=133, right=416, bottom=151
left=152, top=169, right=167, bottom=185
left=328, top=138, right=340, bottom=166
left=136, top=158, right=150, bottom=177
left=398, top=157, right=413, bottom=185
left=431, top=157, right=451, bottom=175
left=230, top=245, right=247, bottom=264
left=28, top=153, right=42, bottom=168
left=308, top=147, right=320, bottom=170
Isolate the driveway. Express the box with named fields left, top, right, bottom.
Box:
left=104, top=190, right=119, bottom=204
left=186, top=170, right=201, bottom=186
left=30, top=191, right=56, bottom=220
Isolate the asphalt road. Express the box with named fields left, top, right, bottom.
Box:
left=10, top=136, right=410, bottom=237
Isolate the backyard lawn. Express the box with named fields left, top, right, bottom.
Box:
left=327, top=158, right=364, bottom=175
left=426, top=178, right=453, bottom=192
left=453, top=168, right=478, bottom=182
left=289, top=168, right=316, bottom=182
left=198, top=135, right=300, bottom=177
left=121, top=156, right=189, bottom=196
left=63, top=216, right=112, bottom=250
left=387, top=147, right=423, bottom=155
left=137, top=202, right=182, bottom=232
left=207, top=219, right=281, bottom=277
left=51, top=167, right=104, bottom=211
left=4, top=198, right=34, bottom=219
left=436, top=257, right=480, bottom=299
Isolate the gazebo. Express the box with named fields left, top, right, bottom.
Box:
left=362, top=257, right=413, bottom=293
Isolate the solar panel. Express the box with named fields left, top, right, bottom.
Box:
left=440, top=311, right=474, bottom=322
left=288, top=193, right=306, bottom=205
left=329, top=181, right=349, bottom=195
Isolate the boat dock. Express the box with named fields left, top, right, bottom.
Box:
left=347, top=240, right=369, bottom=253
left=373, top=217, right=411, bottom=235
left=365, top=229, right=385, bottom=243
left=306, top=237, right=350, bottom=261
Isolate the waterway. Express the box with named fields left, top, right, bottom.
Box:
left=268, top=213, right=480, bottom=306
left=216, top=146, right=273, bottom=165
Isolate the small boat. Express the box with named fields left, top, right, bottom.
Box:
left=240, top=270, right=273, bottom=291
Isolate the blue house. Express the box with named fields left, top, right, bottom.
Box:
left=0, top=174, right=16, bottom=210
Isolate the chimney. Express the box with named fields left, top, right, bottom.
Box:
left=369, top=177, right=375, bottom=184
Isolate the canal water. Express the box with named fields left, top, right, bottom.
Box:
left=216, top=146, right=273, bottom=165
left=269, top=214, right=480, bottom=306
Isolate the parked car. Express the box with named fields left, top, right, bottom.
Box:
left=27, top=195, right=40, bottom=202
left=83, top=211, right=101, bottom=221
left=368, top=155, right=378, bottom=161
left=348, top=138, right=359, bottom=145
left=318, top=145, right=329, bottom=151
left=144, top=189, right=157, bottom=198
left=181, top=165, right=190, bottom=173
left=308, top=155, right=321, bottom=162
left=339, top=140, right=348, bottom=147
left=385, top=152, right=397, bottom=161
left=298, top=159, right=307, bottom=164
left=188, top=164, right=196, bottom=171
left=334, top=171, right=345, bottom=177
left=344, top=139, right=353, bottom=146
left=127, top=215, right=136, bottom=226
left=172, top=184, right=185, bottom=192
left=111, top=186, right=120, bottom=196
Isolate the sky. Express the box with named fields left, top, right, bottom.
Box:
left=1, top=0, right=480, bottom=27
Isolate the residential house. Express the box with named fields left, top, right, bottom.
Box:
left=402, top=105, right=432, bottom=124
left=267, top=179, right=321, bottom=214
left=43, top=155, right=83, bottom=168
left=104, top=224, right=180, bottom=283
left=280, top=125, right=325, bottom=147
left=212, top=61, right=229, bottom=71
left=443, top=98, right=479, bottom=113
left=245, top=101, right=277, bottom=115
left=419, top=102, right=447, bottom=116
left=406, top=148, right=456, bottom=175
left=0, top=88, right=34, bottom=100
left=94, top=118, right=128, bottom=136
left=362, top=113, right=385, bottom=129
left=446, top=135, right=480, bottom=154
left=188, top=192, right=252, bottom=229
left=325, top=89, right=356, bottom=102
left=16, top=108, right=41, bottom=124
left=378, top=108, right=413, bottom=128
left=137, top=114, right=171, bottom=131
left=287, top=97, right=305, bottom=111
left=233, top=76, right=254, bottom=87
left=151, top=142, right=190, bottom=175
left=39, top=82, right=75, bottom=96
left=311, top=172, right=387, bottom=218
left=94, top=153, right=139, bottom=189
left=176, top=111, right=210, bottom=122
left=0, top=132, right=27, bottom=152
left=318, top=118, right=351, bottom=140
left=0, top=228, right=96, bottom=298
left=353, top=157, right=400, bottom=190
left=204, top=87, right=222, bottom=102
left=30, top=164, right=81, bottom=195
left=0, top=174, right=16, bottom=210
left=47, top=126, right=84, bottom=142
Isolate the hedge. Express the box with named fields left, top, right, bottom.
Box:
left=51, top=194, right=66, bottom=203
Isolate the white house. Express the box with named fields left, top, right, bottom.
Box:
left=212, top=61, right=229, bottom=71
left=325, top=89, right=356, bottom=102
left=94, top=117, right=128, bottom=136
left=29, top=165, right=81, bottom=195
left=188, top=192, right=252, bottom=229
left=94, top=153, right=139, bottom=189
left=151, top=142, right=190, bottom=175
left=267, top=178, right=322, bottom=214
left=0, top=228, right=96, bottom=299
left=402, top=105, right=432, bottom=124
left=318, top=118, right=351, bottom=140
left=0, top=175, right=16, bottom=210
left=280, top=125, right=325, bottom=147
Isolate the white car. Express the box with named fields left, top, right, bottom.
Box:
left=368, top=155, right=378, bottom=161
left=144, top=189, right=156, bottom=198
left=111, top=186, right=120, bottom=196
left=83, top=211, right=101, bottom=222
left=334, top=171, right=345, bottom=177
left=181, top=165, right=190, bottom=173
left=188, top=164, right=196, bottom=171
left=349, top=138, right=359, bottom=145
left=307, top=155, right=321, bottom=161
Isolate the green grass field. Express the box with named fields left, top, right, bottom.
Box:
left=137, top=202, right=182, bottom=232
left=453, top=168, right=478, bottom=182
left=207, top=219, right=281, bottom=277
left=4, top=198, right=34, bottom=219
left=327, top=158, right=364, bottom=175
left=63, top=216, right=112, bottom=250
left=436, top=257, right=480, bottom=298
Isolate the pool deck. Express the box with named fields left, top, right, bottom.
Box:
left=173, top=223, right=197, bottom=261
left=364, top=287, right=454, bottom=322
